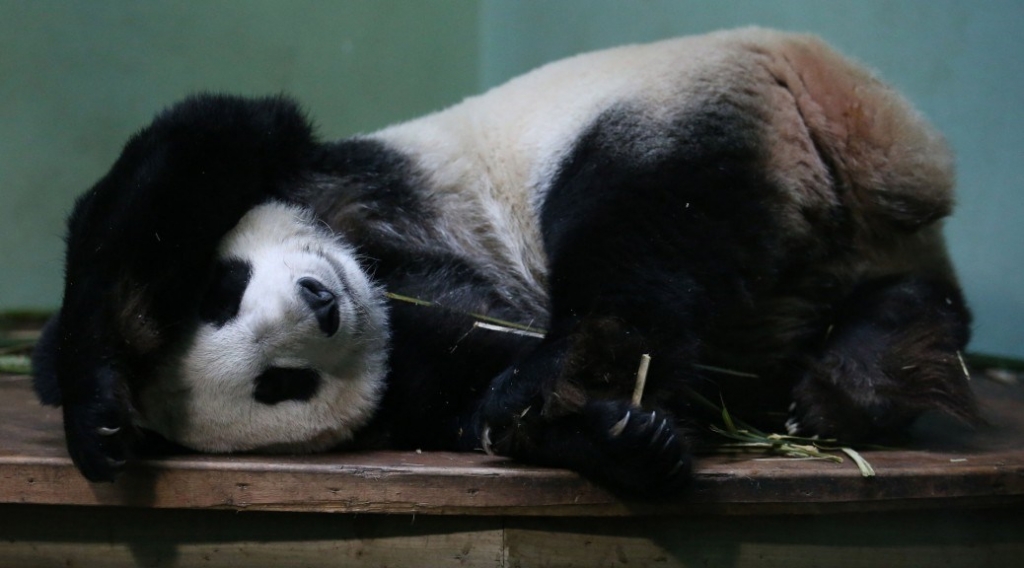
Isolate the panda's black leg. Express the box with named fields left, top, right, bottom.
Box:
left=60, top=363, right=134, bottom=481
left=30, top=306, right=140, bottom=482
left=477, top=106, right=788, bottom=494
left=476, top=330, right=693, bottom=495
left=482, top=394, right=692, bottom=494
left=788, top=275, right=979, bottom=443
left=34, top=313, right=134, bottom=481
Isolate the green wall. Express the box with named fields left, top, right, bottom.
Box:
left=2, top=1, right=1021, bottom=358
left=0, top=0, right=479, bottom=310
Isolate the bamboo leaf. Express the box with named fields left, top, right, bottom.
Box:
left=692, top=363, right=759, bottom=378
left=841, top=447, right=876, bottom=477
left=385, top=292, right=546, bottom=335
left=688, top=389, right=884, bottom=469
left=384, top=291, right=435, bottom=307
left=683, top=386, right=764, bottom=436
left=720, top=395, right=737, bottom=433
left=0, top=355, right=31, bottom=375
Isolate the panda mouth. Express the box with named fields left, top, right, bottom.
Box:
left=297, top=277, right=341, bottom=336
left=252, top=366, right=322, bottom=405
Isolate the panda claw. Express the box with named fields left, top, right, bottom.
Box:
left=97, top=426, right=121, bottom=436
left=481, top=425, right=494, bottom=456
left=608, top=411, right=630, bottom=438
left=667, top=459, right=687, bottom=478
left=105, top=457, right=127, bottom=469
left=648, top=417, right=669, bottom=448
left=659, top=428, right=677, bottom=453
left=785, top=417, right=800, bottom=436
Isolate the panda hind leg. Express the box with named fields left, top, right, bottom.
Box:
left=788, top=275, right=980, bottom=444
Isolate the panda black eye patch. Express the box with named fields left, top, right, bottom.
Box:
left=199, top=258, right=252, bottom=327
left=253, top=367, right=321, bottom=405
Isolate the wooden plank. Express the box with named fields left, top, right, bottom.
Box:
left=503, top=510, right=1024, bottom=567
left=0, top=504, right=503, bottom=568
left=2, top=504, right=1020, bottom=567
left=2, top=374, right=1023, bottom=515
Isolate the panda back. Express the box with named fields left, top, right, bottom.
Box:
left=364, top=30, right=767, bottom=312
left=367, top=28, right=953, bottom=285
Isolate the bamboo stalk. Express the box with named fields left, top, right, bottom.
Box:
left=385, top=292, right=545, bottom=336
left=631, top=354, right=651, bottom=406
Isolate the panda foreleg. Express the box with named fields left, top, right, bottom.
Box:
left=473, top=287, right=705, bottom=495
left=476, top=106, right=785, bottom=494
left=475, top=331, right=693, bottom=496
left=788, top=275, right=980, bottom=443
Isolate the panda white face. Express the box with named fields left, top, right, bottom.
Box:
left=136, top=202, right=390, bottom=453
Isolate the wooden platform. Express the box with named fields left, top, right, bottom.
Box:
left=3, top=373, right=1024, bottom=516
left=2, top=372, right=1023, bottom=566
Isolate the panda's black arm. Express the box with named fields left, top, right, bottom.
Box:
left=473, top=103, right=800, bottom=495
left=345, top=244, right=542, bottom=450
left=34, top=94, right=318, bottom=482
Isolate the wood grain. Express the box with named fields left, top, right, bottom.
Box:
left=0, top=505, right=504, bottom=568
left=1, top=504, right=1021, bottom=567
left=2, top=374, right=1023, bottom=516
left=502, top=509, right=1024, bottom=568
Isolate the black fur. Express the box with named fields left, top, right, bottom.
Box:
left=35, top=88, right=978, bottom=495
left=356, top=254, right=540, bottom=451
left=37, top=95, right=317, bottom=481
left=199, top=258, right=253, bottom=327
left=477, top=102, right=787, bottom=493
left=31, top=315, right=62, bottom=406
left=790, top=275, right=975, bottom=442
left=253, top=367, right=322, bottom=405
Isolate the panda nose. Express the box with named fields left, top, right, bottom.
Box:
left=297, top=277, right=340, bottom=336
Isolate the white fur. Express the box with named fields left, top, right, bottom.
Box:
left=368, top=29, right=766, bottom=316
left=137, top=202, right=390, bottom=452
left=137, top=28, right=956, bottom=455
left=368, top=27, right=953, bottom=311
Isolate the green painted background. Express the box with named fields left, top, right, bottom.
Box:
left=0, top=0, right=480, bottom=310
left=2, top=1, right=1021, bottom=357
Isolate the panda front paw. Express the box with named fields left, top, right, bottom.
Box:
left=582, top=399, right=691, bottom=495
left=479, top=396, right=692, bottom=496
left=61, top=366, right=133, bottom=482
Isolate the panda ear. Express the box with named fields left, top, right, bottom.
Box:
left=31, top=313, right=63, bottom=406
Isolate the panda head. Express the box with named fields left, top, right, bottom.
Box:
left=136, top=201, right=390, bottom=453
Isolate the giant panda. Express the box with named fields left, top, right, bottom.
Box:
left=33, top=27, right=979, bottom=496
